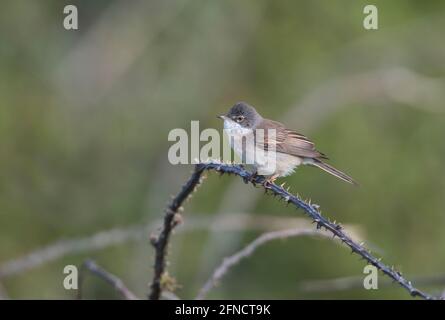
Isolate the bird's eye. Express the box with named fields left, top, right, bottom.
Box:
left=236, top=115, right=244, bottom=122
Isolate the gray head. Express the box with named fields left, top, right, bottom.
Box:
left=218, top=102, right=263, bottom=128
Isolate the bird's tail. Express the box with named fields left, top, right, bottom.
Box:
left=309, top=159, right=358, bottom=186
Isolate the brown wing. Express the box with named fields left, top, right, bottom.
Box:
left=255, top=119, right=327, bottom=159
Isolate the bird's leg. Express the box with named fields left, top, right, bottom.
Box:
left=263, top=174, right=279, bottom=186
left=249, top=169, right=259, bottom=182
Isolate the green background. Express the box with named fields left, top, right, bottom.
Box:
left=1, top=0, right=444, bottom=299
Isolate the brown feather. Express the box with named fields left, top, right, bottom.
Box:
left=311, top=159, right=358, bottom=186
left=255, top=119, right=328, bottom=160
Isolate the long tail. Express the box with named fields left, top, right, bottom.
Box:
left=310, top=159, right=358, bottom=186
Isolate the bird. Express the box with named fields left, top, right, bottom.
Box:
left=217, top=101, right=357, bottom=185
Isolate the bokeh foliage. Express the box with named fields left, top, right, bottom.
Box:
left=1, top=0, right=444, bottom=299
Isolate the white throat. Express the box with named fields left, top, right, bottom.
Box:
left=223, top=119, right=252, bottom=135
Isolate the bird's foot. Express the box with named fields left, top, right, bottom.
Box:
left=263, top=175, right=278, bottom=187
left=249, top=170, right=259, bottom=182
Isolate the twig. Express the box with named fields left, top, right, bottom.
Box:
left=196, top=228, right=327, bottom=300
left=148, top=165, right=205, bottom=300
left=79, top=259, right=138, bottom=300
left=0, top=226, right=145, bottom=279
left=1, top=214, right=351, bottom=279
left=190, top=162, right=437, bottom=300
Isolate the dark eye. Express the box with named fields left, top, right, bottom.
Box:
left=236, top=115, right=244, bottom=122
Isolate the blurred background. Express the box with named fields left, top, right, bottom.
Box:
left=1, top=0, right=445, bottom=299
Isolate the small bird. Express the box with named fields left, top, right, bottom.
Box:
left=218, top=101, right=357, bottom=185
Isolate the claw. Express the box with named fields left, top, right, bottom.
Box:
left=249, top=170, right=259, bottom=182
left=263, top=174, right=278, bottom=186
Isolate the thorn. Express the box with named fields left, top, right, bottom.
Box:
left=172, top=213, right=183, bottom=227
left=149, top=233, right=158, bottom=246
left=313, top=219, right=321, bottom=229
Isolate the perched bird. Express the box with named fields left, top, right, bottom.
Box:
left=218, top=101, right=357, bottom=185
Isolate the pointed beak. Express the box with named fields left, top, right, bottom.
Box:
left=217, top=115, right=225, bottom=120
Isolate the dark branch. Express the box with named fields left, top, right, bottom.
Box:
left=79, top=259, right=138, bottom=300
left=196, top=163, right=437, bottom=299
left=148, top=165, right=205, bottom=300
left=148, top=162, right=437, bottom=300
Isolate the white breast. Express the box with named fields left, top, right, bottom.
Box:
left=223, top=119, right=302, bottom=176
left=223, top=119, right=251, bottom=134
left=223, top=119, right=256, bottom=163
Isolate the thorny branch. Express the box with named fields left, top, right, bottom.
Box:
left=149, top=165, right=205, bottom=300
left=149, top=162, right=438, bottom=300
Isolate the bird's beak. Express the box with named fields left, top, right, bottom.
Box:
left=217, top=115, right=225, bottom=120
